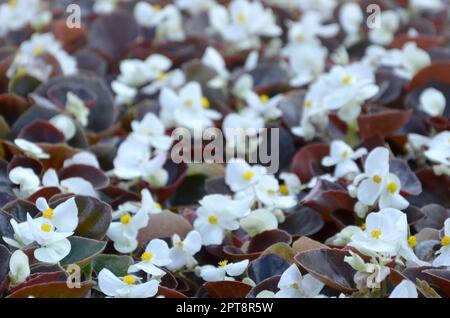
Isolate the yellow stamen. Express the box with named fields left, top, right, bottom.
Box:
left=279, top=184, right=289, bottom=196
left=120, top=213, right=132, bottom=225
left=176, top=241, right=184, bottom=248
left=295, top=34, right=304, bottom=42
left=42, top=208, right=54, bottom=220
left=208, top=215, right=218, bottom=225
left=155, top=203, right=162, bottom=210
left=387, top=182, right=398, bottom=193
left=156, top=72, right=167, bottom=81
left=184, top=99, right=193, bottom=108
left=290, top=283, right=299, bottom=289
left=123, top=275, right=137, bottom=285
left=441, top=236, right=450, bottom=247
left=408, top=236, right=417, bottom=247
left=361, top=223, right=366, bottom=230
left=243, top=171, right=255, bottom=181
left=371, top=229, right=382, bottom=239
left=153, top=4, right=162, bottom=11
left=342, top=150, right=350, bottom=158
left=218, top=260, right=228, bottom=267
left=267, top=189, right=276, bottom=196
left=342, top=75, right=352, bottom=85
left=8, top=0, right=17, bottom=8
left=41, top=223, right=52, bottom=232
left=16, top=67, right=27, bottom=77
left=304, top=100, right=313, bottom=109
left=237, top=14, right=246, bottom=23
left=372, top=175, right=382, bottom=184
left=33, top=45, right=44, bottom=56
left=201, top=96, right=210, bottom=109
left=141, top=252, right=153, bottom=262
left=259, top=94, right=269, bottom=104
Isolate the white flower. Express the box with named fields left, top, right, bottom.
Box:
left=175, top=0, right=215, bottom=14
left=113, top=136, right=168, bottom=185
left=111, top=81, right=138, bottom=106
left=297, top=0, right=337, bottom=20
left=344, top=250, right=391, bottom=289
left=368, top=10, right=400, bottom=46
left=279, top=172, right=304, bottom=196
left=35, top=197, right=78, bottom=233
left=8, top=250, right=30, bottom=285
left=240, top=208, right=278, bottom=237
left=322, top=141, right=367, bottom=179
left=432, top=218, right=450, bottom=267
left=98, top=268, right=159, bottom=298
left=199, top=259, right=249, bottom=281
left=107, top=208, right=149, bottom=253
left=131, top=113, right=172, bottom=152
left=284, top=41, right=327, bottom=87
left=286, top=11, right=338, bottom=45
left=9, top=166, right=40, bottom=198
left=155, top=5, right=186, bottom=41
left=348, top=208, right=409, bottom=258
left=2, top=218, right=35, bottom=249
left=378, top=173, right=409, bottom=210
left=93, top=0, right=118, bottom=14
left=307, top=174, right=337, bottom=189
left=209, top=1, right=281, bottom=49
left=15, top=139, right=49, bottom=159
left=326, top=225, right=360, bottom=246
left=141, top=69, right=185, bottom=95
left=275, top=264, right=324, bottom=298
left=7, top=33, right=77, bottom=80
left=65, top=92, right=90, bottom=127
left=222, top=111, right=264, bottom=155
left=254, top=175, right=297, bottom=209
left=354, top=147, right=390, bottom=206
left=409, top=131, right=450, bottom=168
left=225, top=158, right=267, bottom=192
left=167, top=231, right=202, bottom=270
left=339, top=3, right=363, bottom=47
left=63, top=152, right=100, bottom=169
left=232, top=74, right=254, bottom=99
left=117, top=59, right=153, bottom=88
left=26, top=213, right=74, bottom=263
left=389, top=280, right=418, bottom=298
left=193, top=194, right=252, bottom=245
left=112, top=189, right=162, bottom=220
left=202, top=47, right=230, bottom=89
left=410, top=0, right=444, bottom=12
left=42, top=169, right=98, bottom=198
left=419, top=88, right=446, bottom=117
left=159, top=82, right=222, bottom=131
left=397, top=42, right=431, bottom=79
left=49, top=114, right=76, bottom=140
left=134, top=2, right=168, bottom=28
left=129, top=239, right=171, bottom=277
left=245, top=91, right=283, bottom=121
left=0, top=0, right=50, bottom=37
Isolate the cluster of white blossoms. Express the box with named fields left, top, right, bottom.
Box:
left=113, top=113, right=172, bottom=188
left=7, top=33, right=78, bottom=82
left=3, top=197, right=78, bottom=264
left=9, top=140, right=100, bottom=199
left=0, top=0, right=51, bottom=37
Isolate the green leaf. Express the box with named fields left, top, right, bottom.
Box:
left=92, top=254, right=134, bottom=277
left=60, top=236, right=106, bottom=267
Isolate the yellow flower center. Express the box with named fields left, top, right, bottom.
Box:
left=153, top=4, right=162, bottom=11
left=371, top=229, right=382, bottom=239
left=342, top=75, right=352, bottom=85
left=33, top=45, right=44, bottom=56
left=155, top=203, right=162, bottom=210
left=361, top=223, right=366, bottom=230
left=290, top=283, right=299, bottom=289
left=208, top=215, right=218, bottom=225
left=156, top=72, right=167, bottom=81
left=237, top=14, right=246, bottom=23
left=342, top=150, right=350, bottom=158
left=201, top=96, right=210, bottom=109
left=8, top=0, right=17, bottom=8
left=441, top=236, right=450, bottom=247
left=15, top=67, right=27, bottom=77
left=408, top=236, right=417, bottom=247
left=243, top=171, right=255, bottom=181
left=176, top=241, right=184, bottom=248
left=123, top=275, right=137, bottom=285
left=141, top=252, right=153, bottom=262
left=120, top=213, right=132, bottom=225
left=387, top=182, right=398, bottom=193
left=42, top=208, right=54, bottom=220
left=304, top=100, right=313, bottom=109
left=372, top=175, right=382, bottom=184
left=267, top=189, right=277, bottom=196
left=259, top=94, right=269, bottom=104
left=279, top=184, right=289, bottom=196
left=218, top=260, right=229, bottom=267
left=184, top=99, right=193, bottom=108
left=41, top=223, right=52, bottom=232
left=295, top=34, right=304, bottom=42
